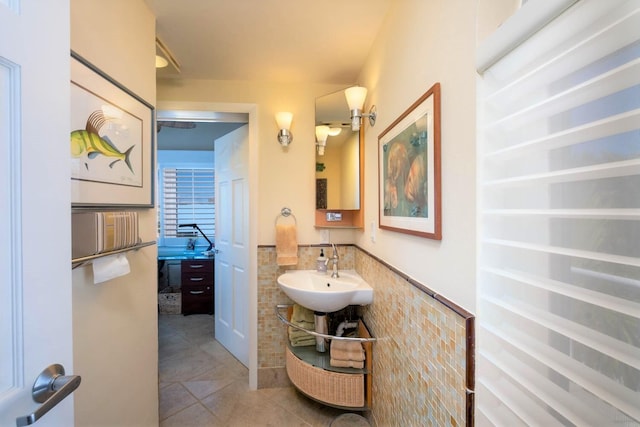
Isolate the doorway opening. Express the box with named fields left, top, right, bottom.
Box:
left=156, top=103, right=259, bottom=391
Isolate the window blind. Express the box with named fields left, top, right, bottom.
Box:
left=477, top=0, right=640, bottom=425
left=161, top=167, right=215, bottom=240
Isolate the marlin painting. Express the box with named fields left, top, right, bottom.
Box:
left=70, top=110, right=134, bottom=173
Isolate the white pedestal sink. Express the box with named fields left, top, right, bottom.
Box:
left=277, top=270, right=373, bottom=313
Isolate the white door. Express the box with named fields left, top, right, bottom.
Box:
left=0, top=1, right=76, bottom=426
left=214, top=125, right=250, bottom=366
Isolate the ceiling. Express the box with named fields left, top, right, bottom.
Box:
left=145, top=0, right=392, bottom=83
left=157, top=121, right=247, bottom=150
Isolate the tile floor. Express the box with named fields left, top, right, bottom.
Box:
left=158, top=314, right=360, bottom=426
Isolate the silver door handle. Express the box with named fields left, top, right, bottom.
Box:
left=189, top=277, right=204, bottom=282
left=190, top=290, right=205, bottom=295
left=16, top=364, right=81, bottom=427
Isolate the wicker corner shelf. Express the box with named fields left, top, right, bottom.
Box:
left=276, top=304, right=374, bottom=410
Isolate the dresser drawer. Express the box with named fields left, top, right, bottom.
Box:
left=180, top=259, right=214, bottom=315
left=182, top=283, right=212, bottom=296
left=181, top=259, right=213, bottom=273
left=181, top=271, right=214, bottom=287
left=181, top=284, right=213, bottom=315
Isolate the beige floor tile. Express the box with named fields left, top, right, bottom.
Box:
left=261, top=386, right=352, bottom=427
left=160, top=402, right=222, bottom=427
left=182, top=378, right=236, bottom=400
left=159, top=382, right=198, bottom=420
left=159, top=347, right=218, bottom=383
left=158, top=314, right=343, bottom=427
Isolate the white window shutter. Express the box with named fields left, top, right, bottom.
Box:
left=477, top=0, right=640, bottom=425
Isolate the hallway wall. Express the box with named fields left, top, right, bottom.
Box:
left=355, top=0, right=478, bottom=312
left=70, top=1, right=159, bottom=425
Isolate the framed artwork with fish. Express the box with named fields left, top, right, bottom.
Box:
left=70, top=51, right=154, bottom=207
left=378, top=82, right=441, bottom=240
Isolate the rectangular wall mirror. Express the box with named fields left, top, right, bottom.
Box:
left=315, top=89, right=364, bottom=228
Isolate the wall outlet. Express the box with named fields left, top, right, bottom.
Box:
left=370, top=221, right=376, bottom=243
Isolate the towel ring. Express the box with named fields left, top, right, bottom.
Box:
left=275, top=207, right=297, bottom=225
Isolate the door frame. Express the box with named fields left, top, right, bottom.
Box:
left=156, top=101, right=259, bottom=390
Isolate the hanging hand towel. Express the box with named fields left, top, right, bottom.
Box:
left=276, top=223, right=298, bottom=265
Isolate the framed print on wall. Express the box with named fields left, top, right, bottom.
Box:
left=70, top=51, right=155, bottom=207
left=378, top=82, right=441, bottom=240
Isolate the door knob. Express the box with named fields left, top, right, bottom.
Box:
left=16, top=364, right=81, bottom=426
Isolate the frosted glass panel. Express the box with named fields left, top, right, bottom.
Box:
left=478, top=0, right=640, bottom=425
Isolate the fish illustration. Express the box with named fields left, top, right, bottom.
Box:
left=71, top=110, right=134, bottom=172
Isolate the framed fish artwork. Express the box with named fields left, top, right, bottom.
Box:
left=378, top=82, right=441, bottom=240
left=70, top=51, right=154, bottom=207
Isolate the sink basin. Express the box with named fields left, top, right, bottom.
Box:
left=277, top=270, right=373, bottom=313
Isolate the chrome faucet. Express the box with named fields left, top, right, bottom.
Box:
left=328, top=243, right=339, bottom=278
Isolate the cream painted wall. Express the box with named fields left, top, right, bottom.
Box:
left=157, top=80, right=358, bottom=245
left=70, top=1, right=158, bottom=425
left=355, top=0, right=478, bottom=312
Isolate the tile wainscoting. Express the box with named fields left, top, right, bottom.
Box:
left=257, top=244, right=474, bottom=426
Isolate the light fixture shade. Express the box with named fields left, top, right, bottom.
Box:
left=345, top=86, right=368, bottom=110
left=328, top=127, right=342, bottom=136
left=155, top=55, right=169, bottom=68
left=275, top=112, right=293, bottom=130
left=315, top=125, right=330, bottom=143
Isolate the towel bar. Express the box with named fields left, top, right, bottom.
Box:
left=71, top=241, right=156, bottom=269
left=275, top=304, right=376, bottom=342
left=275, top=207, right=297, bottom=225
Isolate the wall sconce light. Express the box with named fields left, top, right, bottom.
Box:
left=328, top=127, right=342, bottom=137
left=155, top=55, right=169, bottom=68
left=345, top=86, right=377, bottom=131
left=275, top=112, right=293, bottom=147
left=315, top=125, right=330, bottom=156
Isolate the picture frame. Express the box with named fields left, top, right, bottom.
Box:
left=70, top=51, right=155, bottom=207
left=378, top=82, right=441, bottom=239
